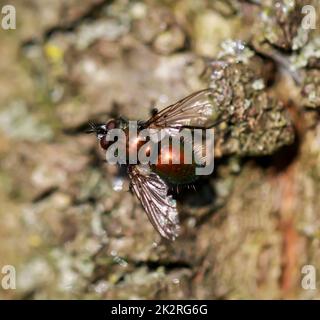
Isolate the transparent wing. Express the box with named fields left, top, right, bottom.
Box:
left=145, top=89, right=219, bottom=130
left=128, top=165, right=180, bottom=241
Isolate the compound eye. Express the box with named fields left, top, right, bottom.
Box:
left=100, top=136, right=110, bottom=150
left=107, top=120, right=117, bottom=130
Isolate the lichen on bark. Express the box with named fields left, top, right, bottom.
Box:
left=1, top=0, right=320, bottom=300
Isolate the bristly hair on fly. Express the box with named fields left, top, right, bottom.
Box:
left=86, top=121, right=101, bottom=134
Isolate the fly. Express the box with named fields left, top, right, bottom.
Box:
left=88, top=89, right=229, bottom=240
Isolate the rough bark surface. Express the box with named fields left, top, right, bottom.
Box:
left=0, top=0, right=320, bottom=299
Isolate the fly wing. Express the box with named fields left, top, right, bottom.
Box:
left=128, top=165, right=180, bottom=241
left=145, top=89, right=220, bottom=131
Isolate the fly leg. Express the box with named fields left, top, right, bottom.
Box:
left=148, top=99, right=159, bottom=117
left=150, top=108, right=158, bottom=117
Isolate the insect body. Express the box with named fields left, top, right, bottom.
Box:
left=89, top=89, right=224, bottom=240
